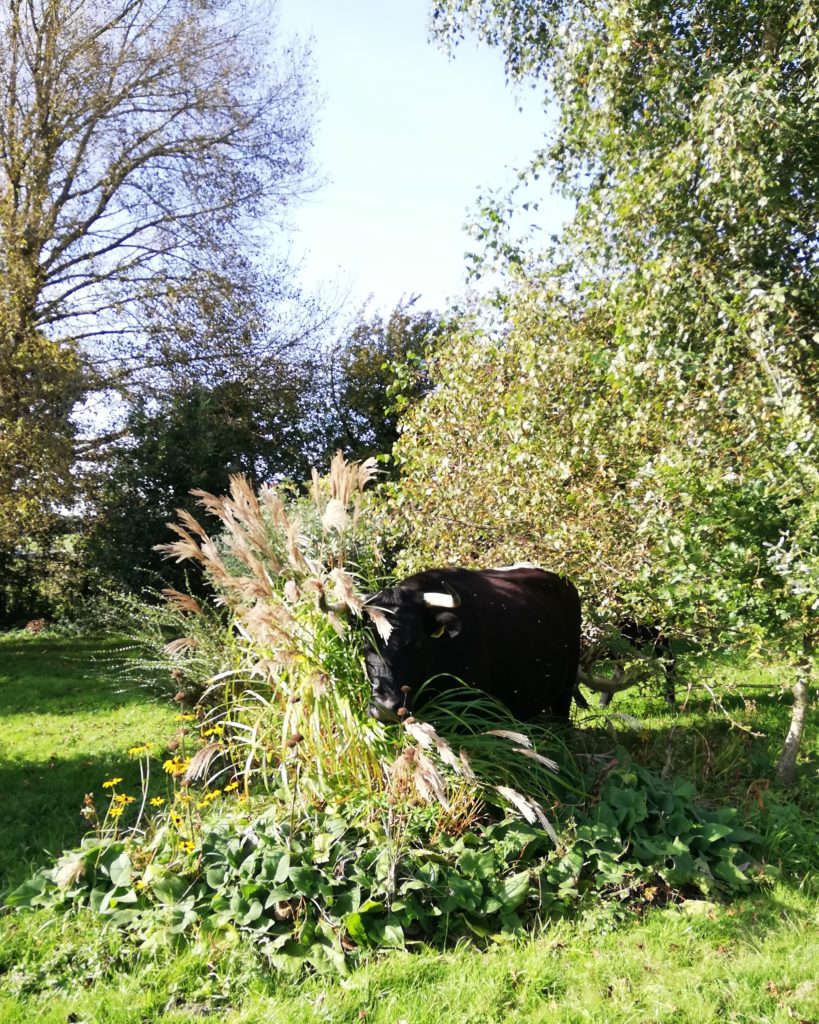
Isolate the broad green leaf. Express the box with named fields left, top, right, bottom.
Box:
left=107, top=851, right=133, bottom=888
left=458, top=849, right=496, bottom=880
left=4, top=874, right=49, bottom=909
left=496, top=871, right=531, bottom=911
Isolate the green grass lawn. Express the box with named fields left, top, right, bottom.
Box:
left=0, top=632, right=816, bottom=1023
left=0, top=632, right=179, bottom=889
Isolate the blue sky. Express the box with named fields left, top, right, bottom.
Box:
left=276, top=0, right=571, bottom=314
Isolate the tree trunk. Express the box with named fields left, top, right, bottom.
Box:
left=776, top=636, right=813, bottom=786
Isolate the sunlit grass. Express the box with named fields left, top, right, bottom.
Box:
left=1, top=634, right=817, bottom=1022
left=0, top=885, right=816, bottom=1023
left=0, top=631, right=179, bottom=889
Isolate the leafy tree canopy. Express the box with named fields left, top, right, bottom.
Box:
left=325, top=299, right=447, bottom=465
left=85, top=374, right=319, bottom=593
left=393, top=0, right=818, bottom=663
left=0, top=0, right=319, bottom=548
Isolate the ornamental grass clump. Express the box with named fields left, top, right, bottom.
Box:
left=150, top=454, right=395, bottom=809
left=144, top=453, right=575, bottom=827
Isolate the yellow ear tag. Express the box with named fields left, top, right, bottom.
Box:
left=431, top=625, right=446, bottom=639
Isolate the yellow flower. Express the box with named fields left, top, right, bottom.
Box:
left=196, top=789, right=222, bottom=808
left=170, top=811, right=183, bottom=828
left=149, top=796, right=165, bottom=807
left=162, top=757, right=190, bottom=776
left=223, top=781, right=239, bottom=792
left=102, top=777, right=122, bottom=789
left=175, top=713, right=197, bottom=722
left=181, top=840, right=196, bottom=854
left=127, top=744, right=151, bottom=757
left=113, top=794, right=136, bottom=805
left=202, top=723, right=224, bottom=738
left=109, top=805, right=125, bottom=819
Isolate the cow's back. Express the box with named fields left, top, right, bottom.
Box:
left=405, top=567, right=580, bottom=719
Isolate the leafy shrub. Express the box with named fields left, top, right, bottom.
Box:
left=546, top=761, right=758, bottom=906
left=14, top=810, right=552, bottom=972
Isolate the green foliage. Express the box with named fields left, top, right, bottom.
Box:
left=0, top=332, right=87, bottom=557
left=6, top=756, right=760, bottom=975
left=5, top=809, right=548, bottom=971
left=325, top=299, right=448, bottom=465
left=104, top=588, right=242, bottom=701
left=547, top=761, right=758, bottom=905
left=391, top=290, right=651, bottom=604
left=394, top=279, right=817, bottom=653
left=84, top=380, right=320, bottom=595
left=419, top=684, right=585, bottom=809
left=0, top=529, right=104, bottom=627
left=400, top=0, right=819, bottom=684
left=747, top=790, right=819, bottom=890
left=0, top=329, right=90, bottom=624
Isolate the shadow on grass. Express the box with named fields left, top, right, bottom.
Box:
left=571, top=684, right=817, bottom=807
left=0, top=747, right=172, bottom=892
left=0, top=637, right=171, bottom=717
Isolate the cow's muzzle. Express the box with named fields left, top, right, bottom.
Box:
left=368, top=682, right=412, bottom=724
left=367, top=700, right=402, bottom=723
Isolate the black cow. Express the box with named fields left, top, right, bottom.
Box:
left=361, top=566, right=581, bottom=723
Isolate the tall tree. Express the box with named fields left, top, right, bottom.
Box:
left=0, top=0, right=317, bottom=545
left=326, top=299, right=445, bottom=464
left=393, top=0, right=818, bottom=772
left=0, top=0, right=315, bottom=362
left=431, top=0, right=817, bottom=392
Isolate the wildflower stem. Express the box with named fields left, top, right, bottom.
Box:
left=134, top=755, right=150, bottom=835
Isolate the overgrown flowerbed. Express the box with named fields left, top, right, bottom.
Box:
left=9, top=762, right=758, bottom=973
left=3, top=458, right=761, bottom=973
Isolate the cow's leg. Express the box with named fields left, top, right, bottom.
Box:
left=550, top=686, right=574, bottom=719
left=598, top=690, right=613, bottom=708
left=662, top=656, right=676, bottom=708
left=656, top=637, right=676, bottom=708
left=557, top=632, right=582, bottom=719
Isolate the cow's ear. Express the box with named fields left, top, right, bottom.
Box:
left=431, top=610, right=460, bottom=639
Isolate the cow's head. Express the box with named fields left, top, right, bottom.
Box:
left=363, top=583, right=462, bottom=722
